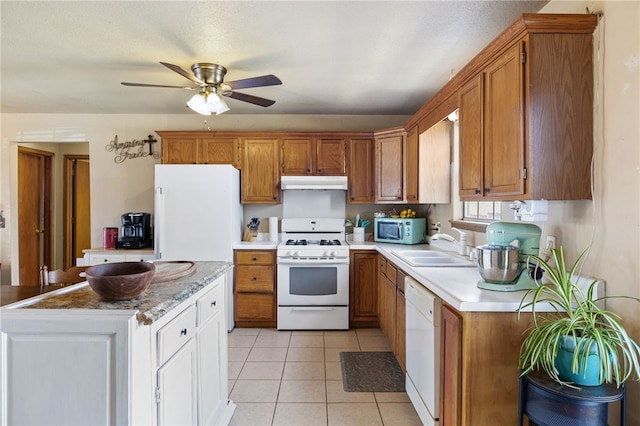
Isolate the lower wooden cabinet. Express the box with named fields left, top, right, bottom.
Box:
left=440, top=303, right=462, bottom=426
left=234, top=250, right=276, bottom=327
left=377, top=254, right=406, bottom=370
left=349, top=251, right=378, bottom=328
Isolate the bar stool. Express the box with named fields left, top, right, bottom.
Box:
left=519, top=370, right=626, bottom=426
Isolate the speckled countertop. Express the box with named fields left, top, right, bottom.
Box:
left=3, top=261, right=233, bottom=325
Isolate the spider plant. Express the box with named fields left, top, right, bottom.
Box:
left=517, top=246, right=640, bottom=388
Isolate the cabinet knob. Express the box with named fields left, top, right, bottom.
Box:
left=252, top=257, right=257, bottom=261
left=351, top=197, right=356, bottom=200
left=211, top=300, right=217, bottom=307
left=484, top=188, right=490, bottom=193
left=475, top=188, right=481, bottom=194
left=318, top=169, right=322, bottom=172
left=252, top=277, right=257, bottom=281
left=307, top=169, right=311, bottom=172
left=180, top=328, right=188, bottom=336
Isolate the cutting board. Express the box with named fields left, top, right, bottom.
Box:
left=151, top=261, right=197, bottom=283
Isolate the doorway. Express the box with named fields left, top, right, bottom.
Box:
left=64, top=155, right=91, bottom=268
left=17, top=147, right=53, bottom=286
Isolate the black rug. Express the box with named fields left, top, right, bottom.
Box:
left=340, top=351, right=405, bottom=392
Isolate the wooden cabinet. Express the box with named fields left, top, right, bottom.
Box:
left=349, top=251, right=378, bottom=328
left=377, top=254, right=406, bottom=369
left=157, top=131, right=239, bottom=166
left=457, top=15, right=597, bottom=201
left=374, top=128, right=406, bottom=203
left=406, top=120, right=452, bottom=204
left=281, top=137, right=346, bottom=176
left=234, top=250, right=276, bottom=327
left=439, top=303, right=533, bottom=425
left=239, top=138, right=281, bottom=204
left=440, top=303, right=462, bottom=426
left=347, top=137, right=375, bottom=204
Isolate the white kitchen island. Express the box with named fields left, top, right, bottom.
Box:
left=0, top=261, right=235, bottom=426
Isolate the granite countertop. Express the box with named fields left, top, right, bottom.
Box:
left=2, top=261, right=233, bottom=325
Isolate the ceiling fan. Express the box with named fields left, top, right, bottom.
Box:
left=121, top=62, right=282, bottom=115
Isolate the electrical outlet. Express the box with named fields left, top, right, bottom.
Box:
left=546, top=235, right=557, bottom=250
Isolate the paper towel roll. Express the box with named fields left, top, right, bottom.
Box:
left=269, top=217, right=279, bottom=242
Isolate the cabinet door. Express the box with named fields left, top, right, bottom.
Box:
left=281, top=138, right=314, bottom=175
left=197, top=310, right=225, bottom=425
left=440, top=304, right=462, bottom=426
left=347, top=138, right=374, bottom=204
left=458, top=74, right=484, bottom=199
left=375, top=133, right=404, bottom=203
left=316, top=138, right=346, bottom=175
left=396, top=286, right=406, bottom=373
left=418, top=120, right=451, bottom=203
left=157, top=338, right=197, bottom=426
left=240, top=138, right=281, bottom=203
left=349, top=251, right=378, bottom=326
left=484, top=43, right=525, bottom=197
left=201, top=137, right=239, bottom=166
left=162, top=138, right=200, bottom=164
left=405, top=126, right=419, bottom=202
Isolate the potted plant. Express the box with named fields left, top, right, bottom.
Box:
left=517, top=246, right=640, bottom=388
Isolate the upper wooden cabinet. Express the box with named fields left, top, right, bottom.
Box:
left=406, top=120, right=452, bottom=204
left=347, top=137, right=375, bottom=204
left=456, top=14, right=597, bottom=201
left=239, top=138, right=281, bottom=204
left=374, top=128, right=406, bottom=203
left=280, top=137, right=346, bottom=176
left=157, top=131, right=239, bottom=166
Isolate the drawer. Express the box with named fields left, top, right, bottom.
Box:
left=235, top=293, right=275, bottom=320
left=236, top=266, right=274, bottom=293
left=197, top=278, right=224, bottom=325
left=124, top=253, right=156, bottom=262
left=236, top=251, right=275, bottom=265
left=157, top=305, right=197, bottom=365
left=396, top=269, right=407, bottom=293
left=89, top=254, right=124, bottom=264
left=385, top=261, right=397, bottom=284
left=379, top=256, right=387, bottom=272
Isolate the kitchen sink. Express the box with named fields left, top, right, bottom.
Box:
left=390, top=250, right=475, bottom=267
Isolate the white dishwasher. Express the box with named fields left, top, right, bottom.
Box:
left=405, top=276, right=441, bottom=426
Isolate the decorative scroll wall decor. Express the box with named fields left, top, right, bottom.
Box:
left=106, top=134, right=159, bottom=163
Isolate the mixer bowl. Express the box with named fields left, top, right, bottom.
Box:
left=476, top=244, right=521, bottom=283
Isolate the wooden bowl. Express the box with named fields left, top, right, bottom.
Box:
left=86, top=262, right=155, bottom=301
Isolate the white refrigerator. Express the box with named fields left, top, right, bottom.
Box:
left=154, top=164, right=242, bottom=331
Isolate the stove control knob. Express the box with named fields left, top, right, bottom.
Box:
left=326, top=250, right=337, bottom=257
left=289, top=250, right=299, bottom=257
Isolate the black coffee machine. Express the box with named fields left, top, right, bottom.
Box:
left=116, top=212, right=153, bottom=249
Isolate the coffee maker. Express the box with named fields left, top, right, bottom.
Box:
left=116, top=212, right=152, bottom=249
left=476, top=222, right=543, bottom=291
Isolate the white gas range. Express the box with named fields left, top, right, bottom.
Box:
left=276, top=218, right=350, bottom=330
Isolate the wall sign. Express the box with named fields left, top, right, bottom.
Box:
left=106, top=134, right=159, bottom=163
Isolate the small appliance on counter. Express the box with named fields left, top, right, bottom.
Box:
left=116, top=212, right=152, bottom=249
left=476, top=222, right=543, bottom=291
left=374, top=217, right=426, bottom=245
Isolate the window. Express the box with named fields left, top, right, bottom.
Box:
left=463, top=201, right=502, bottom=221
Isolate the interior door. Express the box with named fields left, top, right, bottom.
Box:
left=18, top=147, right=53, bottom=285
left=64, top=156, right=91, bottom=268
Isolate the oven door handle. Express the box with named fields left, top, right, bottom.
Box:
left=291, top=307, right=336, bottom=311
left=277, top=258, right=349, bottom=265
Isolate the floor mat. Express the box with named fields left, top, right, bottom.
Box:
left=339, top=351, right=405, bottom=392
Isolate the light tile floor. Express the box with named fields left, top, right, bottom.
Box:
left=228, top=328, right=422, bottom=426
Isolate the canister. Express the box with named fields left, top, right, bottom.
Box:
left=103, top=227, right=118, bottom=249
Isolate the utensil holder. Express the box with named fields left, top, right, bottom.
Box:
left=353, top=227, right=365, bottom=242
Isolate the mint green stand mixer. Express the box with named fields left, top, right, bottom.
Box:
left=476, top=222, right=543, bottom=292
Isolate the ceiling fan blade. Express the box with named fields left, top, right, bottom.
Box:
left=160, top=62, right=205, bottom=86
left=121, top=82, right=195, bottom=89
left=224, top=74, right=282, bottom=90
left=224, top=91, right=276, bottom=107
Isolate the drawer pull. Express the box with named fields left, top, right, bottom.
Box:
left=252, top=277, right=257, bottom=281
left=211, top=300, right=217, bottom=307
left=252, top=257, right=257, bottom=261
left=180, top=328, right=188, bottom=336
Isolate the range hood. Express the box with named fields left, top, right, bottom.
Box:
left=280, top=175, right=348, bottom=190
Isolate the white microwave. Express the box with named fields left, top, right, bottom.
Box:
left=374, top=218, right=426, bottom=245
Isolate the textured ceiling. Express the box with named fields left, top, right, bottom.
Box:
left=1, top=1, right=548, bottom=116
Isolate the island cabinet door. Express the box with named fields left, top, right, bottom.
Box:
left=156, top=338, right=198, bottom=426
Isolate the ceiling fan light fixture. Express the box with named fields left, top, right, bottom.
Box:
left=187, top=93, right=211, bottom=115
left=206, top=91, right=230, bottom=115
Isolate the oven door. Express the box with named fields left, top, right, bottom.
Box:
left=277, top=259, right=349, bottom=306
